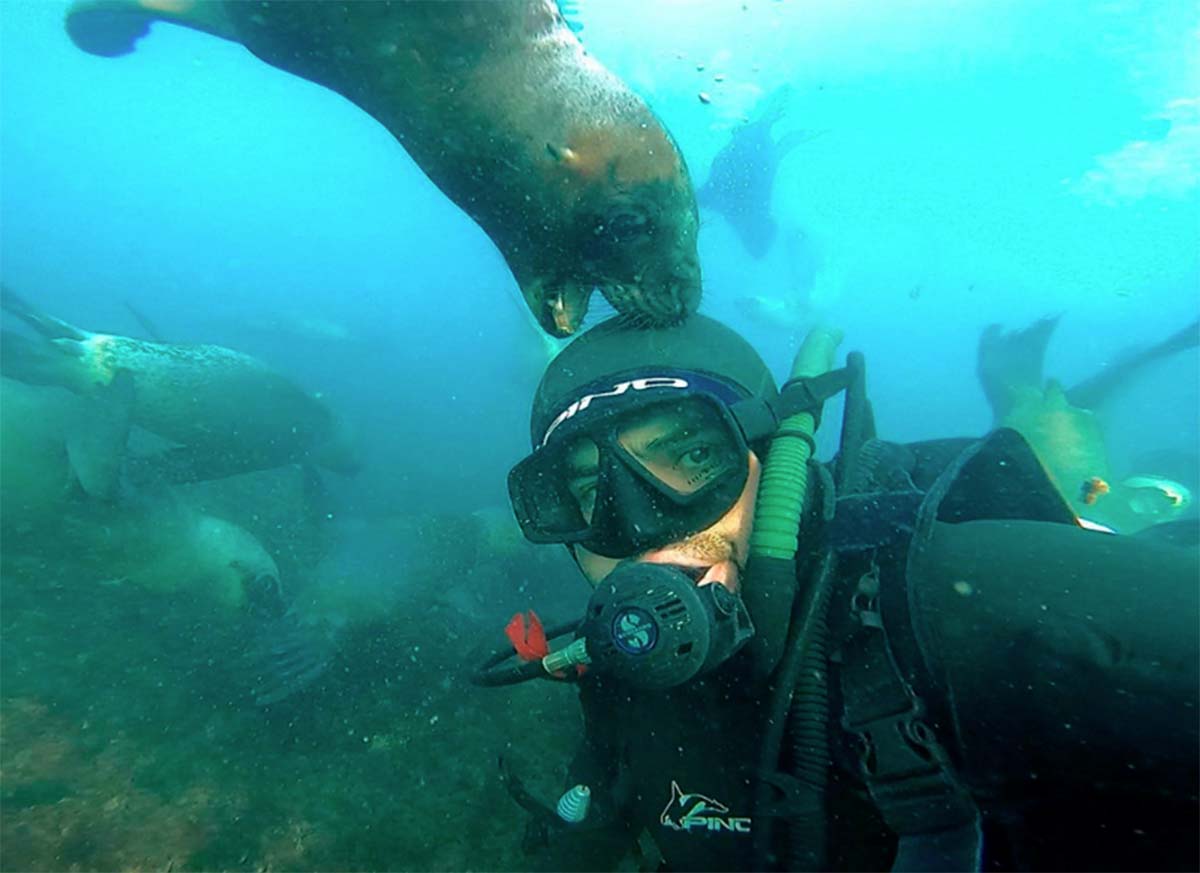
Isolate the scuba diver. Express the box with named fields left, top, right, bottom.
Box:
left=475, top=315, right=1198, bottom=872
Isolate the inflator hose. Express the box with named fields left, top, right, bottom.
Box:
left=750, top=550, right=837, bottom=870
left=743, top=325, right=842, bottom=674
left=786, top=557, right=835, bottom=873
left=744, top=326, right=842, bottom=870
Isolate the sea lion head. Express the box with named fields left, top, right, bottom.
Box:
left=524, top=110, right=701, bottom=337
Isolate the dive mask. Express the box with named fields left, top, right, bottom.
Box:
left=509, top=371, right=773, bottom=559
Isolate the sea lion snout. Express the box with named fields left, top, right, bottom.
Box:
left=590, top=219, right=702, bottom=329
left=520, top=175, right=701, bottom=335
left=524, top=240, right=700, bottom=337
left=605, top=275, right=700, bottom=327
left=242, top=569, right=287, bottom=619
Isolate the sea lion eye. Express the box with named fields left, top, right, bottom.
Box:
left=602, top=211, right=651, bottom=242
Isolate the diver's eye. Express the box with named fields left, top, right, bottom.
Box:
left=569, top=480, right=598, bottom=523
left=682, top=446, right=712, bottom=468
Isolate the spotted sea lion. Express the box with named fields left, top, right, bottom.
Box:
left=1, top=288, right=359, bottom=483
left=65, top=0, right=701, bottom=337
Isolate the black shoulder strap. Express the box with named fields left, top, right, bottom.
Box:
left=828, top=429, right=1081, bottom=871
left=828, top=428, right=1077, bottom=872
left=837, top=555, right=983, bottom=871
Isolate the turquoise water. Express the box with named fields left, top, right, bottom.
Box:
left=1, top=1, right=1197, bottom=869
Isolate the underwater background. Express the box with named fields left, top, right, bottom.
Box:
left=1, top=0, right=1197, bottom=870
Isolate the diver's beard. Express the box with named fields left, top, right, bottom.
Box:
left=656, top=530, right=743, bottom=568
left=638, top=530, right=748, bottom=591
left=638, top=455, right=761, bottom=589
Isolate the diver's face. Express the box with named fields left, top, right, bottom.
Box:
left=561, top=404, right=761, bottom=591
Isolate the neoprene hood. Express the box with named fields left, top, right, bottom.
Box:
left=530, top=315, right=780, bottom=445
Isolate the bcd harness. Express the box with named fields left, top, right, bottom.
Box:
left=777, top=428, right=1080, bottom=872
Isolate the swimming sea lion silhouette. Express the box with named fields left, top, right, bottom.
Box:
left=65, top=0, right=702, bottom=337
left=697, top=85, right=820, bottom=259
left=1, top=287, right=360, bottom=484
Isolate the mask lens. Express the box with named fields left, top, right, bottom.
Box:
left=615, top=398, right=743, bottom=496
left=563, top=437, right=600, bottom=524
left=508, top=446, right=590, bottom=542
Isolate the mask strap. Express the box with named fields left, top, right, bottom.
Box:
left=776, top=366, right=855, bottom=428
left=731, top=366, right=855, bottom=444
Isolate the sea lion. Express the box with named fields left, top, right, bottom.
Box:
left=697, top=85, right=819, bottom=259
left=65, top=0, right=701, bottom=337
left=977, top=315, right=1198, bottom=532
left=0, top=377, right=123, bottom=522
left=1, top=288, right=359, bottom=483
left=0, top=375, right=277, bottom=604
left=0, top=373, right=334, bottom=704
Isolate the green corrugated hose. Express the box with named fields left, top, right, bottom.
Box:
left=741, top=325, right=843, bottom=678
left=746, top=325, right=843, bottom=870
left=750, top=326, right=844, bottom=559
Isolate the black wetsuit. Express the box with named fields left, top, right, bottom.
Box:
left=529, top=432, right=1200, bottom=872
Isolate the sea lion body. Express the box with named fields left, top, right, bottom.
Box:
left=0, top=376, right=280, bottom=611
left=66, top=0, right=701, bottom=336
left=696, top=85, right=816, bottom=260
left=0, top=378, right=97, bottom=525
left=2, top=294, right=359, bottom=481
left=70, top=333, right=335, bottom=460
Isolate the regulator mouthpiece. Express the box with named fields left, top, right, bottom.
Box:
left=581, top=562, right=755, bottom=688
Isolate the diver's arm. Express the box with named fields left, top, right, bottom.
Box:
left=907, top=520, right=1199, bottom=795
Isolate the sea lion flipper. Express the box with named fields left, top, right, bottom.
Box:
left=976, top=316, right=1062, bottom=425
left=65, top=371, right=134, bottom=500
left=1065, top=319, right=1200, bottom=410
left=246, top=615, right=337, bottom=707
left=65, top=0, right=236, bottom=57
left=123, top=299, right=168, bottom=342
left=0, top=330, right=88, bottom=391
left=1, top=285, right=88, bottom=341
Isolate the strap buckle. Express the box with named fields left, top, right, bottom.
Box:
left=839, top=561, right=979, bottom=839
